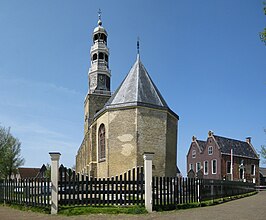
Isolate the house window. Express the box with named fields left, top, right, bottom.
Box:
left=226, top=161, right=231, bottom=174
left=212, top=159, right=217, bottom=174
left=192, top=150, right=196, bottom=158
left=251, top=164, right=255, bottom=176
left=98, top=124, right=106, bottom=161
left=208, top=146, right=213, bottom=155
left=196, top=162, right=201, bottom=172
left=204, top=161, right=208, bottom=175
left=189, top=163, right=193, bottom=171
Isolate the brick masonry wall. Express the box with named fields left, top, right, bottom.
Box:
left=165, top=114, right=178, bottom=177
left=107, top=108, right=137, bottom=177
left=136, top=107, right=167, bottom=177
left=77, top=105, right=178, bottom=178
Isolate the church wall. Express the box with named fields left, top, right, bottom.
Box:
left=107, top=108, right=137, bottom=177
left=136, top=107, right=168, bottom=177
left=95, top=112, right=109, bottom=178
left=165, top=114, right=178, bottom=177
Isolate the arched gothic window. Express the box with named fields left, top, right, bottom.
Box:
left=98, top=124, right=106, bottom=161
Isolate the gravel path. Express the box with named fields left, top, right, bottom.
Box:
left=1, top=191, right=266, bottom=220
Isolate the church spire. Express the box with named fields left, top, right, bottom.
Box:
left=88, top=10, right=111, bottom=95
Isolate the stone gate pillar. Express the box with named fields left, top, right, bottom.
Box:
left=143, top=152, right=154, bottom=213
left=49, top=152, right=61, bottom=214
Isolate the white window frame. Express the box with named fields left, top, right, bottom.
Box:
left=208, top=146, right=213, bottom=155
left=204, top=161, right=208, bottom=175
left=192, top=150, right=196, bottom=158
left=212, top=159, right=217, bottom=174
left=251, top=164, right=255, bottom=176
left=196, top=162, right=201, bottom=172
left=226, top=161, right=231, bottom=174
left=189, top=163, right=193, bottom=171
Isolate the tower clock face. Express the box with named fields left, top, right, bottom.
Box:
left=98, top=74, right=105, bottom=86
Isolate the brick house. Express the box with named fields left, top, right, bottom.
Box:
left=259, top=167, right=266, bottom=186
left=187, top=131, right=260, bottom=184
left=11, top=164, right=47, bottom=180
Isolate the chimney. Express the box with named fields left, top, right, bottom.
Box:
left=246, top=137, right=251, bottom=144
left=192, top=136, right=197, bottom=141
left=208, top=130, right=214, bottom=137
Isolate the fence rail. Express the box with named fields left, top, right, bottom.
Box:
left=0, top=173, right=256, bottom=211
left=199, top=179, right=255, bottom=201
left=58, top=166, right=145, bottom=206
left=152, top=177, right=199, bottom=210
left=0, top=178, right=51, bottom=207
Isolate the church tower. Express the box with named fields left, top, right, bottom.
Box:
left=84, top=11, right=111, bottom=133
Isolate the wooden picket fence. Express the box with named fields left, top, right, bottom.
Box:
left=0, top=169, right=256, bottom=211
left=0, top=178, right=51, bottom=207
left=199, top=178, right=255, bottom=201
left=58, top=165, right=145, bottom=206
left=152, top=177, right=199, bottom=210
left=151, top=176, right=255, bottom=210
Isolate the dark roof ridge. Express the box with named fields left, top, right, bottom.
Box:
left=213, top=134, right=259, bottom=159
left=213, top=134, right=246, bottom=143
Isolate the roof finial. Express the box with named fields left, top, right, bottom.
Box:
left=98, top=9, right=102, bottom=26
left=137, top=37, right=140, bottom=60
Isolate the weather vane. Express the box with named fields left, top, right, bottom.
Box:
left=98, top=9, right=102, bottom=21
left=137, top=37, right=140, bottom=55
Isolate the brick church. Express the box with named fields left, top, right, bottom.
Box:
left=76, top=13, right=179, bottom=178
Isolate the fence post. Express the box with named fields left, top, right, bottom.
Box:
left=49, top=152, right=61, bottom=215
left=197, top=179, right=200, bottom=202
left=143, top=152, right=154, bottom=213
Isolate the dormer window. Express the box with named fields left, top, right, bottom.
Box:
left=208, top=146, right=213, bottom=155
left=192, top=150, right=196, bottom=158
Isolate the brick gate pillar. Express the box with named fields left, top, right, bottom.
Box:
left=49, top=152, right=61, bottom=214
left=143, top=152, right=154, bottom=213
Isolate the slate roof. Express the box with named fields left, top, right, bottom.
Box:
left=104, top=55, right=178, bottom=119
left=259, top=167, right=266, bottom=177
left=18, top=168, right=41, bottom=179
left=213, top=135, right=259, bottom=159
left=197, top=140, right=206, bottom=152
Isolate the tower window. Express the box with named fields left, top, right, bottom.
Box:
left=93, top=34, right=99, bottom=42
left=98, top=124, right=106, bottom=161
left=105, top=54, right=108, bottom=62
left=99, top=52, right=104, bottom=60
left=192, top=150, right=196, bottom=158
left=92, top=53, right=97, bottom=61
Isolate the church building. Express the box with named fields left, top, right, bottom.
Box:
left=76, top=13, right=179, bottom=178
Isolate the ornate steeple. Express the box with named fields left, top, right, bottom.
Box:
left=88, top=10, right=111, bottom=95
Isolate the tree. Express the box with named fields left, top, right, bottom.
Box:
left=259, top=128, right=266, bottom=164
left=260, top=2, right=266, bottom=45
left=0, top=126, right=25, bottom=179
left=44, top=163, right=51, bottom=178
left=260, top=145, right=266, bottom=164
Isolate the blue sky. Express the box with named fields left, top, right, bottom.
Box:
left=0, top=0, right=265, bottom=174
